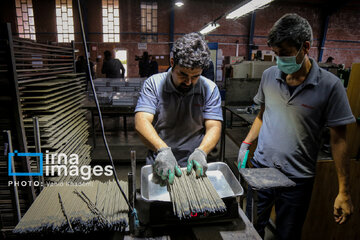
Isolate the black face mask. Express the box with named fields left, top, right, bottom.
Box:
left=176, top=83, right=193, bottom=93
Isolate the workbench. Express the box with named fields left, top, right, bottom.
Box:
left=225, top=106, right=258, bottom=127
left=13, top=205, right=261, bottom=240
left=82, top=78, right=144, bottom=148
left=82, top=101, right=135, bottom=148
left=220, top=106, right=257, bottom=163
left=126, top=202, right=261, bottom=240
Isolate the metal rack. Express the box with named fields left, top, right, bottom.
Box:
left=0, top=23, right=35, bottom=234
left=0, top=23, right=91, bottom=233
left=20, top=73, right=91, bottom=182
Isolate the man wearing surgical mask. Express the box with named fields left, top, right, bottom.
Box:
left=237, top=13, right=355, bottom=239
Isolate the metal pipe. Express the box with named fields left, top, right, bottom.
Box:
left=13, top=38, right=73, bottom=50
left=169, top=0, right=175, bottom=51
left=32, top=117, right=44, bottom=190
left=3, top=130, right=22, bottom=222
left=12, top=44, right=73, bottom=54
left=72, top=40, right=76, bottom=73
left=318, top=15, right=330, bottom=62
left=6, top=23, right=36, bottom=202
left=16, top=67, right=74, bottom=73
left=220, top=106, right=226, bottom=162
left=17, top=70, right=73, bottom=78
left=131, top=150, right=136, bottom=196
left=17, top=76, right=58, bottom=84
left=248, top=11, right=256, bottom=61
left=128, top=172, right=134, bottom=234
left=76, top=0, right=134, bottom=212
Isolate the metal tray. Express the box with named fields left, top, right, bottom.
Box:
left=141, top=162, right=243, bottom=202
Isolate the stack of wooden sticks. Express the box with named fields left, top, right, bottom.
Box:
left=168, top=169, right=226, bottom=219
left=14, top=180, right=129, bottom=234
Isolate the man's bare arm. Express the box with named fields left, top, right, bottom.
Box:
left=330, top=125, right=354, bottom=224
left=198, top=119, right=222, bottom=154
left=135, top=112, right=167, bottom=151
left=244, top=104, right=265, bottom=143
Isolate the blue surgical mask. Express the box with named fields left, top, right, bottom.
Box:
left=276, top=45, right=305, bottom=74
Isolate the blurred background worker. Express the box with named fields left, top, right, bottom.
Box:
left=149, top=55, right=158, bottom=76
left=76, top=55, right=95, bottom=89
left=134, top=33, right=223, bottom=184
left=237, top=13, right=355, bottom=240
left=138, top=51, right=151, bottom=77
left=76, top=55, right=95, bottom=78
left=102, top=50, right=125, bottom=78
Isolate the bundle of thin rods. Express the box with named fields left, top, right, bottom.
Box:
left=168, top=169, right=226, bottom=219
left=14, top=180, right=128, bottom=234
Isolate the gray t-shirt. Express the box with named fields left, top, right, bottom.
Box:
left=135, top=70, right=223, bottom=167
left=253, top=58, right=355, bottom=178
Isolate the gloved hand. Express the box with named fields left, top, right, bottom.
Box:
left=187, top=148, right=208, bottom=177
left=154, top=147, right=182, bottom=184
left=237, top=141, right=251, bottom=169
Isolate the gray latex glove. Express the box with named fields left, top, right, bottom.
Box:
left=186, top=148, right=208, bottom=177
left=237, top=141, right=251, bottom=169
left=154, top=147, right=182, bottom=184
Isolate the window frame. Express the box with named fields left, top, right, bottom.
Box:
left=140, top=2, right=158, bottom=43
left=102, top=0, right=120, bottom=43
left=55, top=0, right=75, bottom=43
left=15, top=0, right=36, bottom=40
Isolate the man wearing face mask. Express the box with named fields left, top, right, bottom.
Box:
left=237, top=13, right=355, bottom=239
left=135, top=32, right=222, bottom=184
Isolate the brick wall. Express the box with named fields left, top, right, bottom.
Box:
left=1, top=0, right=359, bottom=76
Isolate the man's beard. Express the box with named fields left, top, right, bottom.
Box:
left=177, top=83, right=193, bottom=93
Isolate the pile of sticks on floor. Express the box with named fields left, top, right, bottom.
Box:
left=14, top=180, right=128, bottom=234
left=168, top=169, right=226, bottom=219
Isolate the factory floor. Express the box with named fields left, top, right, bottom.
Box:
left=88, top=115, right=276, bottom=240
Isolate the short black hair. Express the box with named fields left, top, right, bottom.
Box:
left=268, top=13, right=313, bottom=50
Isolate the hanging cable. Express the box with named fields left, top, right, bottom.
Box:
left=75, top=0, right=136, bottom=217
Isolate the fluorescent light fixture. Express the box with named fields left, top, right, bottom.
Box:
left=199, top=22, right=220, bottom=35
left=175, top=0, right=184, bottom=7
left=226, top=0, right=274, bottom=19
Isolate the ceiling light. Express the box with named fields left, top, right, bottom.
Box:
left=199, top=22, right=220, bottom=35
left=175, top=0, right=184, bottom=7
left=226, top=0, right=274, bottom=19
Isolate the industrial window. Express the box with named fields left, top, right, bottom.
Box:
left=140, top=2, right=158, bottom=43
left=102, top=0, right=120, bottom=42
left=55, top=0, right=75, bottom=43
left=15, top=0, right=36, bottom=40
